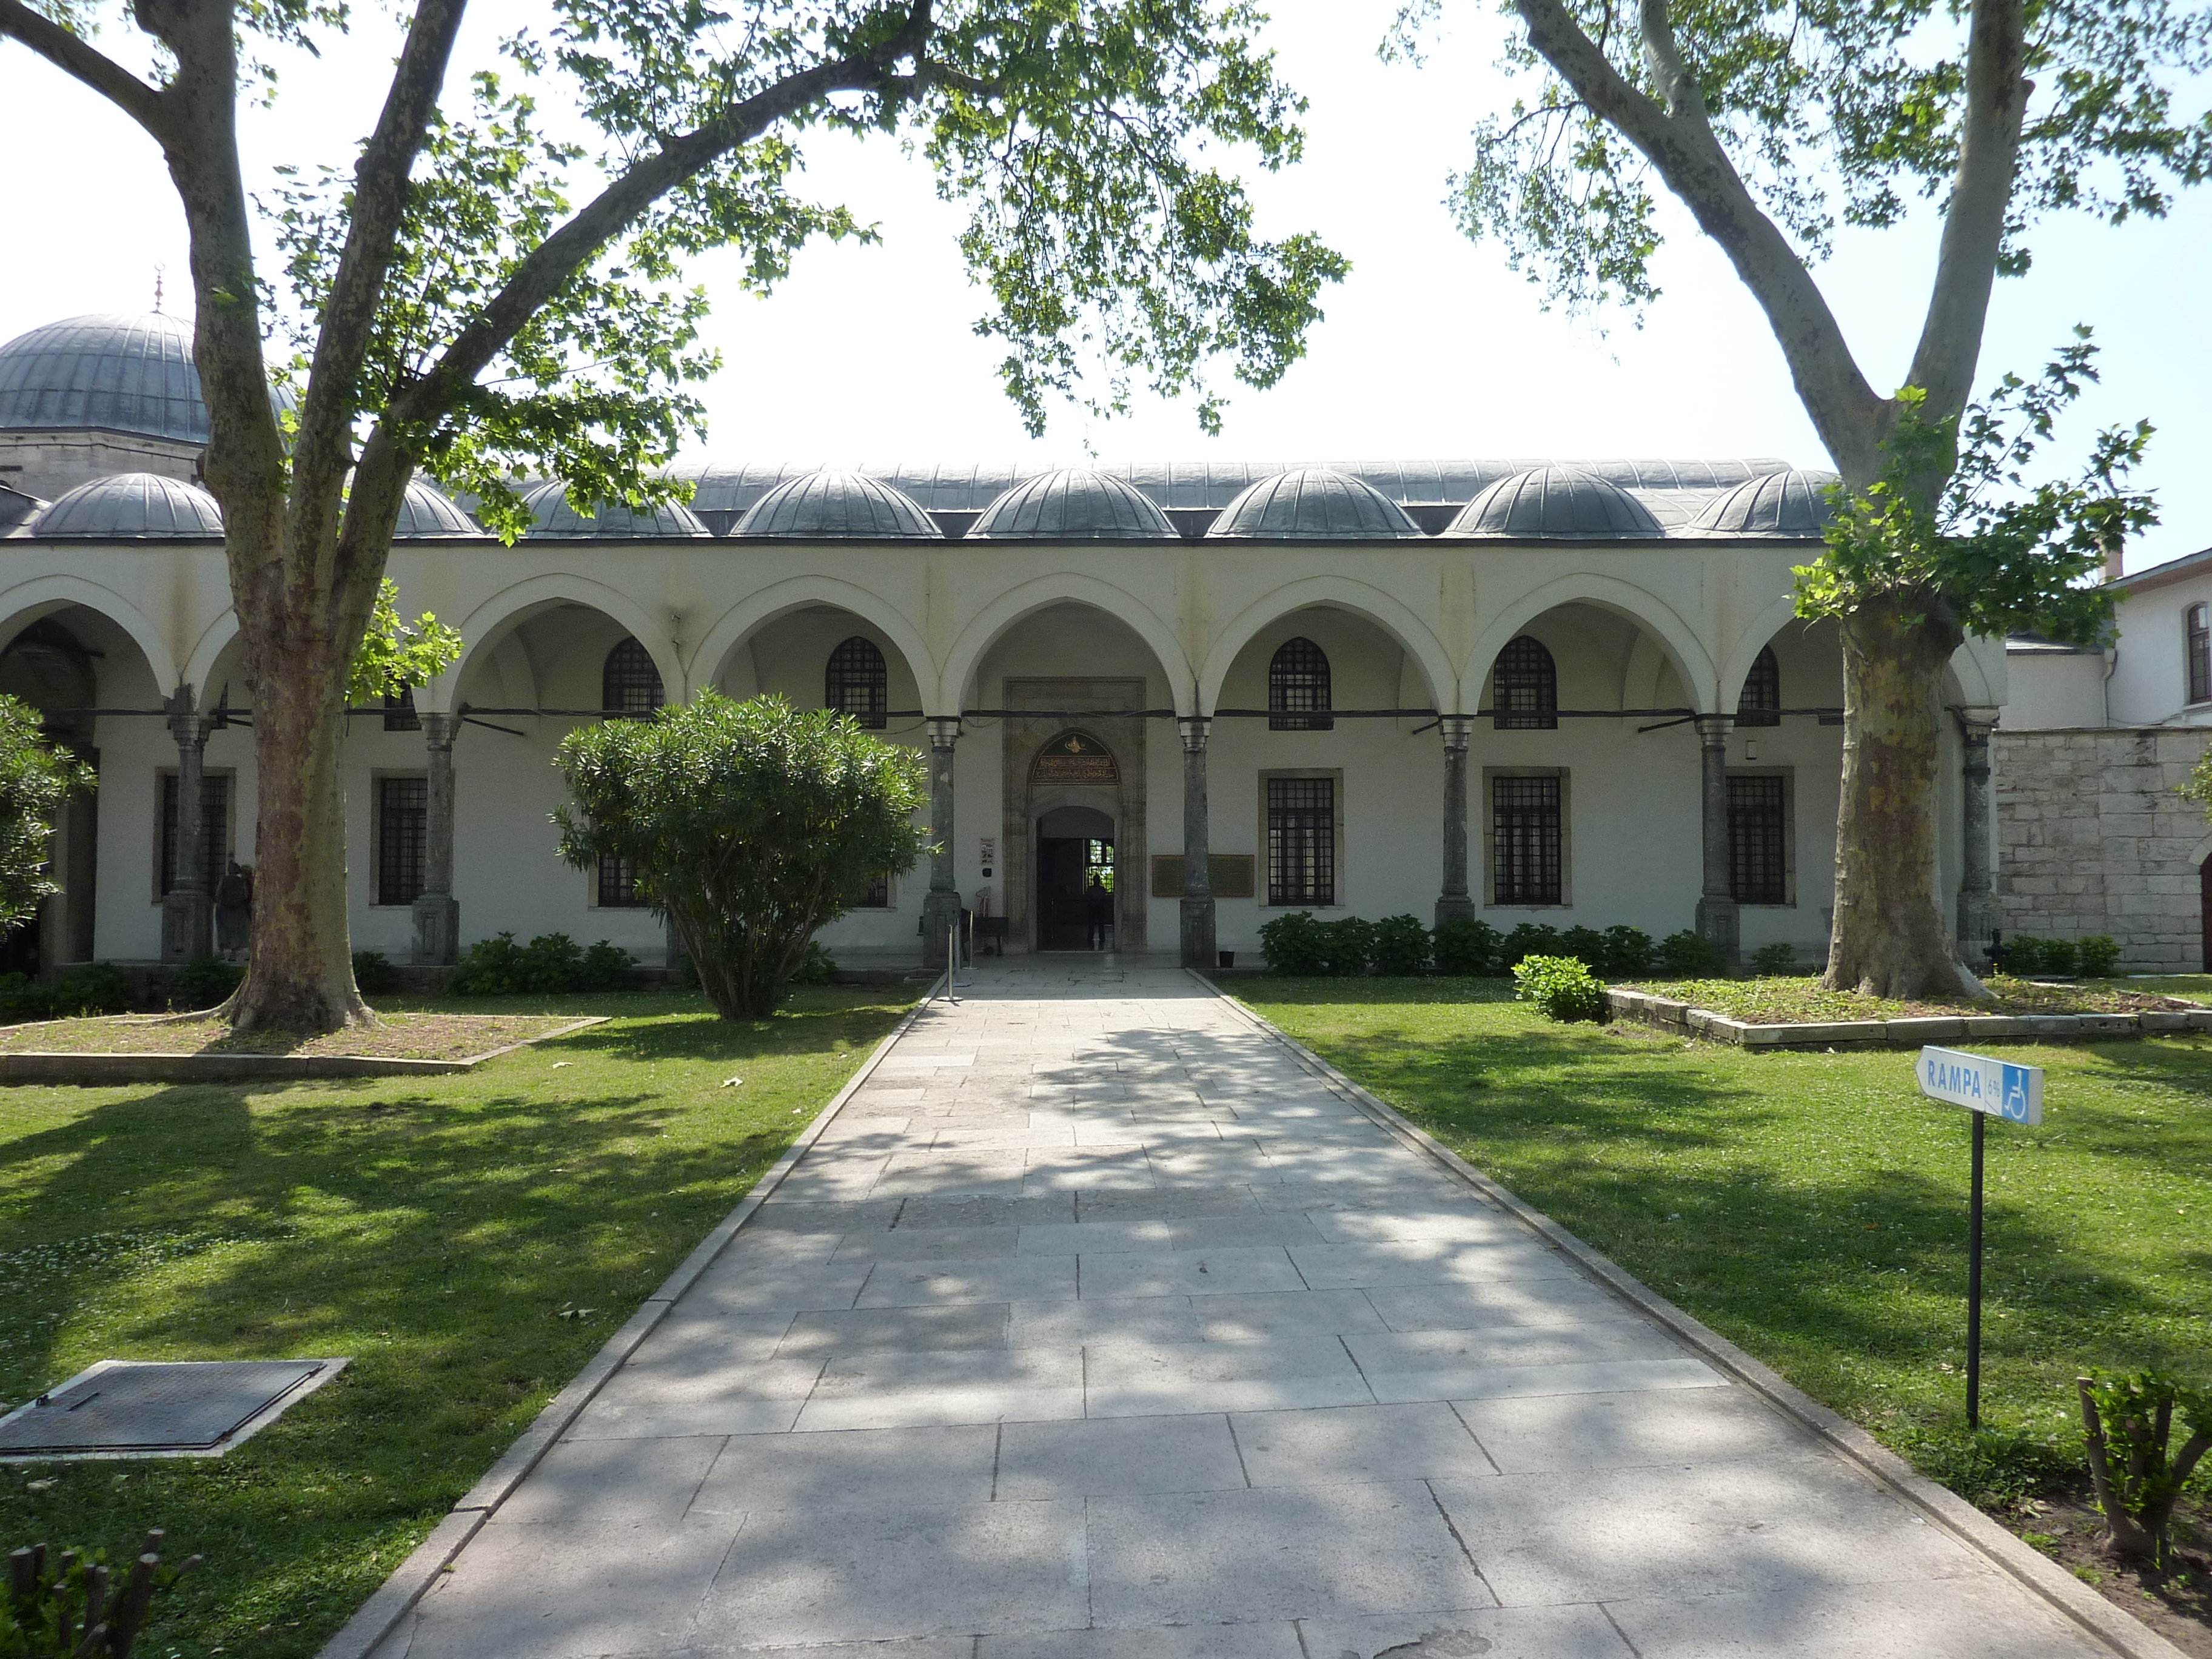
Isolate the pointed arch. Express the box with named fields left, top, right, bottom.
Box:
left=1199, top=576, right=1456, bottom=715
left=1465, top=574, right=1718, bottom=712
left=691, top=577, right=932, bottom=708
left=0, top=575, right=180, bottom=692
left=438, top=574, right=680, bottom=716
left=940, top=574, right=1191, bottom=714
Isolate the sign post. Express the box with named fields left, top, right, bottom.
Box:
left=1916, top=1047, right=2043, bottom=1429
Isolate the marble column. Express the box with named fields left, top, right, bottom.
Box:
left=1179, top=716, right=1215, bottom=969
left=922, top=717, right=962, bottom=967
left=1957, top=709, right=1999, bottom=965
left=1694, top=713, right=1739, bottom=966
left=161, top=695, right=212, bottom=962
left=411, top=712, right=461, bottom=965
left=1435, top=716, right=1475, bottom=927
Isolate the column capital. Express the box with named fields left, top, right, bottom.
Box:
left=421, top=710, right=461, bottom=749
left=1954, top=705, right=2000, bottom=742
left=1694, top=711, right=1735, bottom=744
left=1438, top=715, right=1473, bottom=751
left=927, top=715, right=963, bottom=749
left=1178, top=714, right=1211, bottom=753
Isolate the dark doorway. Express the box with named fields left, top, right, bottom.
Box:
left=1037, top=804, right=1114, bottom=951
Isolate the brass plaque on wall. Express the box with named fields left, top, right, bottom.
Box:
left=1033, top=731, right=1119, bottom=785
left=1150, top=854, right=1256, bottom=899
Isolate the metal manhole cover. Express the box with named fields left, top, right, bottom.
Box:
left=0, top=1359, right=343, bottom=1457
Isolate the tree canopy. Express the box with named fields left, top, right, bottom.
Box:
left=0, top=695, right=95, bottom=937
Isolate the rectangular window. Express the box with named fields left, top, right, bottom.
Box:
left=849, top=873, right=891, bottom=908
left=1728, top=774, right=1790, bottom=905
left=1266, top=776, right=1336, bottom=906
left=2189, top=604, right=2210, bottom=705
left=1490, top=774, right=1562, bottom=905
left=383, top=688, right=421, bottom=732
left=597, top=851, right=646, bottom=908
left=375, top=775, right=427, bottom=905
left=159, top=772, right=229, bottom=896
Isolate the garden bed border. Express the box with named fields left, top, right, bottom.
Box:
left=0, top=1015, right=609, bottom=1083
left=1606, top=987, right=2212, bottom=1048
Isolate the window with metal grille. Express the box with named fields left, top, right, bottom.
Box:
left=849, top=872, right=890, bottom=908
left=826, top=636, right=888, bottom=729
left=602, top=637, right=665, bottom=714
left=376, top=775, right=427, bottom=905
left=1492, top=636, right=1557, bottom=729
left=382, top=686, right=421, bottom=732
left=1490, top=774, right=1561, bottom=904
left=159, top=773, right=229, bottom=896
left=1728, top=774, right=1788, bottom=904
left=1266, top=776, right=1336, bottom=905
left=2189, top=605, right=2210, bottom=705
left=1268, top=637, right=1333, bottom=731
left=1737, top=645, right=1781, bottom=727
left=597, top=851, right=646, bottom=907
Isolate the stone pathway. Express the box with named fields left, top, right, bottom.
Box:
left=369, top=957, right=2129, bottom=1659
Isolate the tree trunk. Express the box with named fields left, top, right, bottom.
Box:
left=1825, top=592, right=1980, bottom=998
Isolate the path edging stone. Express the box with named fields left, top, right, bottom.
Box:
left=0, top=1016, right=610, bottom=1084
left=315, top=979, right=945, bottom=1659
left=1199, top=971, right=2186, bottom=1659
left=1607, top=986, right=2210, bottom=1048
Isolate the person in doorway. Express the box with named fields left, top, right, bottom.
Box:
left=214, top=859, right=253, bottom=961
left=1084, top=875, right=1112, bottom=951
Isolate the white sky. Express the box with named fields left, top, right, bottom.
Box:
left=3, top=0, right=2206, bottom=569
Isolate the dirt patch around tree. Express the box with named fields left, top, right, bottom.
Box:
left=1624, top=973, right=2203, bottom=1025
left=0, top=1011, right=584, bottom=1062
left=1989, top=1490, right=2212, bottom=1657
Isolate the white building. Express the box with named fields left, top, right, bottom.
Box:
left=0, top=312, right=2011, bottom=973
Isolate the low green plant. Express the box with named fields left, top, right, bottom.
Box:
left=0, top=970, right=52, bottom=1025
left=1312, top=916, right=1375, bottom=977
left=788, top=941, right=837, bottom=987
left=2074, top=935, right=2120, bottom=977
left=1501, top=922, right=1563, bottom=968
left=1, top=1530, right=199, bottom=1657
left=1558, top=925, right=1607, bottom=971
left=350, top=950, right=402, bottom=996
left=1657, top=929, right=1723, bottom=976
left=1749, top=942, right=1798, bottom=976
left=1600, top=925, right=1654, bottom=977
left=1431, top=917, right=1503, bottom=976
left=1368, top=914, right=1430, bottom=976
left=169, top=957, right=243, bottom=1011
left=449, top=933, right=636, bottom=996
left=2076, top=1370, right=2212, bottom=1565
left=48, top=962, right=135, bottom=1017
left=1258, top=911, right=1330, bottom=976
left=1510, top=953, right=1608, bottom=1022
left=2005, top=934, right=2079, bottom=976
left=448, top=933, right=528, bottom=996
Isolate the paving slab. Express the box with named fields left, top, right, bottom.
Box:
left=358, top=957, right=2146, bottom=1659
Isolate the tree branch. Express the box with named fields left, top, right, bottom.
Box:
left=1513, top=0, right=1889, bottom=481
left=0, top=0, right=171, bottom=141
left=1906, top=0, right=2029, bottom=420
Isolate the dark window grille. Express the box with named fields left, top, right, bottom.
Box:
left=1728, top=775, right=1788, bottom=904
left=1492, top=636, right=1557, bottom=729
left=598, top=851, right=646, bottom=907
left=159, top=772, right=229, bottom=896
left=602, top=637, right=665, bottom=714
left=1491, top=774, right=1562, bottom=904
left=376, top=775, right=427, bottom=905
left=850, top=872, right=890, bottom=908
left=1268, top=637, right=1333, bottom=731
left=1737, top=645, right=1781, bottom=727
left=826, top=636, right=889, bottom=729
left=1266, top=776, right=1336, bottom=905
left=2189, top=605, right=2210, bottom=705
left=383, top=687, right=421, bottom=732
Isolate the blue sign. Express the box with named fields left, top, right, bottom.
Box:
left=1917, top=1047, right=2043, bottom=1125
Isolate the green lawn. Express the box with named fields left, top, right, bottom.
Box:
left=0, top=985, right=913, bottom=1659
left=1236, top=977, right=2212, bottom=1504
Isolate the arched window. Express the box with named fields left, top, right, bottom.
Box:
left=826, top=635, right=888, bottom=729
left=602, top=637, right=664, bottom=714
left=1737, top=645, right=1781, bottom=727
left=2188, top=603, right=2210, bottom=705
left=1269, top=637, right=1333, bottom=731
left=1492, top=635, right=1557, bottom=729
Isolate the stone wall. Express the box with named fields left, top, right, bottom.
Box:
left=1995, top=726, right=2212, bottom=970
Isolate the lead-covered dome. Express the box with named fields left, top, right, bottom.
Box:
left=1686, top=468, right=1837, bottom=537
left=970, top=468, right=1178, bottom=540
left=393, top=478, right=480, bottom=538
left=1207, top=468, right=1423, bottom=539
left=33, top=472, right=224, bottom=538
left=1444, top=465, right=1664, bottom=539
left=520, top=480, right=710, bottom=538
left=0, top=314, right=207, bottom=442
left=736, top=468, right=940, bottom=538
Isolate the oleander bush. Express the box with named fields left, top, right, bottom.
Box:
left=1510, top=954, right=1609, bottom=1022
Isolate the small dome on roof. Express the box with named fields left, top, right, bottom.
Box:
left=33, top=472, right=224, bottom=538
left=736, top=469, right=940, bottom=538
left=520, top=480, right=710, bottom=538
left=1207, top=468, right=1423, bottom=539
left=1444, top=466, right=1663, bottom=539
left=970, top=468, right=1178, bottom=540
left=1686, top=468, right=1837, bottom=536
left=393, top=478, right=480, bottom=538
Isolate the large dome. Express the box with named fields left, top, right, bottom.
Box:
left=1207, top=468, right=1423, bottom=539
left=0, top=313, right=299, bottom=446
left=393, top=478, right=480, bottom=538
left=1686, top=468, right=1837, bottom=537
left=520, top=480, right=710, bottom=538
left=1444, top=466, right=1664, bottom=539
left=736, top=469, right=940, bottom=538
left=33, top=472, right=224, bottom=538
left=970, top=468, right=1178, bottom=540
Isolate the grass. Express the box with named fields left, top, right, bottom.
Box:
left=0, top=1010, right=581, bottom=1059
left=0, top=984, right=913, bottom=1659
left=1235, top=976, right=2212, bottom=1507
left=1621, top=973, right=2202, bottom=1024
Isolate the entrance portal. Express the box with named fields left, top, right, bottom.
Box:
left=1037, top=805, right=1115, bottom=950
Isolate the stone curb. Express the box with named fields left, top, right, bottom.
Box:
left=1604, top=987, right=2210, bottom=1048
left=1198, top=971, right=2185, bottom=1659
left=314, top=978, right=945, bottom=1659
left=0, top=1015, right=610, bottom=1084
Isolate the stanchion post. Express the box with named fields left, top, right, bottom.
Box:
left=1967, top=1111, right=1985, bottom=1429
